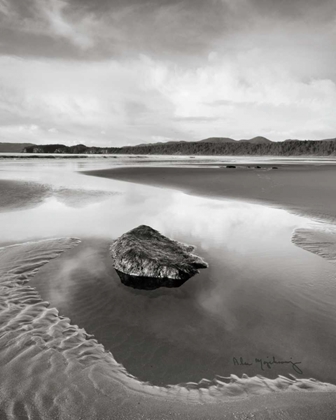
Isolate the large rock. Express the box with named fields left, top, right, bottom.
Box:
left=110, top=225, right=208, bottom=290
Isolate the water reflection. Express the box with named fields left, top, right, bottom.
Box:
left=0, top=161, right=336, bottom=387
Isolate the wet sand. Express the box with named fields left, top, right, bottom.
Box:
left=1, top=160, right=336, bottom=419
left=84, top=164, right=336, bottom=222
left=80, top=162, right=336, bottom=419
left=0, top=179, right=50, bottom=212
left=3, top=237, right=336, bottom=420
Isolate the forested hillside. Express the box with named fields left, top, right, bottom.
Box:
left=22, top=139, right=336, bottom=156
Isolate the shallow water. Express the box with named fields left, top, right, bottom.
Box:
left=0, top=159, right=336, bottom=417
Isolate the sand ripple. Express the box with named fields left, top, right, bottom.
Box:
left=0, top=238, right=335, bottom=419
left=292, top=223, right=336, bottom=263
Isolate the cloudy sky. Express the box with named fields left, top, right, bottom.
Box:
left=0, top=0, right=335, bottom=146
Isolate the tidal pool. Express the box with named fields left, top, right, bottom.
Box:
left=0, top=159, right=335, bottom=389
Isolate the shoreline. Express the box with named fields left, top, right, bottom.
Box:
left=2, top=153, right=336, bottom=163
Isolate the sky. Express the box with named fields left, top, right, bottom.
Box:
left=0, top=0, right=335, bottom=146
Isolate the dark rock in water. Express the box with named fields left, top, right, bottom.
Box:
left=110, top=225, right=208, bottom=290
left=226, top=165, right=236, bottom=168
left=255, top=165, right=262, bottom=169
left=272, top=166, right=278, bottom=169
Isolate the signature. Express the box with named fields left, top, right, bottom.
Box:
left=233, top=356, right=303, bottom=374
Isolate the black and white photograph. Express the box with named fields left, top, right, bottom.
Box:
left=0, top=0, right=336, bottom=419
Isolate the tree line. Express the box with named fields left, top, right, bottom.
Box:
left=22, top=139, right=336, bottom=156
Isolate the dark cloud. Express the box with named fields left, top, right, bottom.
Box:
left=0, top=0, right=335, bottom=61
left=66, top=0, right=186, bottom=15
left=2, top=0, right=38, bottom=20
left=0, top=0, right=231, bottom=60
left=0, top=27, right=86, bottom=59
left=250, top=0, right=336, bottom=21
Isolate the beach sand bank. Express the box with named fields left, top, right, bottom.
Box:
left=84, top=164, right=336, bottom=222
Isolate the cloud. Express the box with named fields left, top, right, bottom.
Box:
left=172, top=116, right=220, bottom=123
left=250, top=0, right=336, bottom=21
left=1, top=50, right=335, bottom=144
left=40, top=0, right=93, bottom=49
left=4, top=0, right=333, bottom=62
left=0, top=0, right=95, bottom=58
left=0, top=0, right=227, bottom=59
left=0, top=0, right=335, bottom=143
left=0, top=55, right=183, bottom=145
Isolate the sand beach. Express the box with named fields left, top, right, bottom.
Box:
left=0, top=157, right=335, bottom=419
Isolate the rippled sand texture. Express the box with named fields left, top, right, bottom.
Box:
left=1, top=238, right=336, bottom=419
left=293, top=223, right=336, bottom=263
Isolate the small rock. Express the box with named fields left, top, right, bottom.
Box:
left=110, top=225, right=208, bottom=290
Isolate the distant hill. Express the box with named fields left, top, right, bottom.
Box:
left=137, top=140, right=188, bottom=147
left=0, top=142, right=35, bottom=153
left=199, top=137, right=235, bottom=144
left=201, top=136, right=272, bottom=144
left=242, top=136, right=272, bottom=144
left=20, top=137, right=336, bottom=156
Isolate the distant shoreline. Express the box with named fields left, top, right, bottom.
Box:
left=1, top=137, right=336, bottom=156
left=2, top=153, right=336, bottom=160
